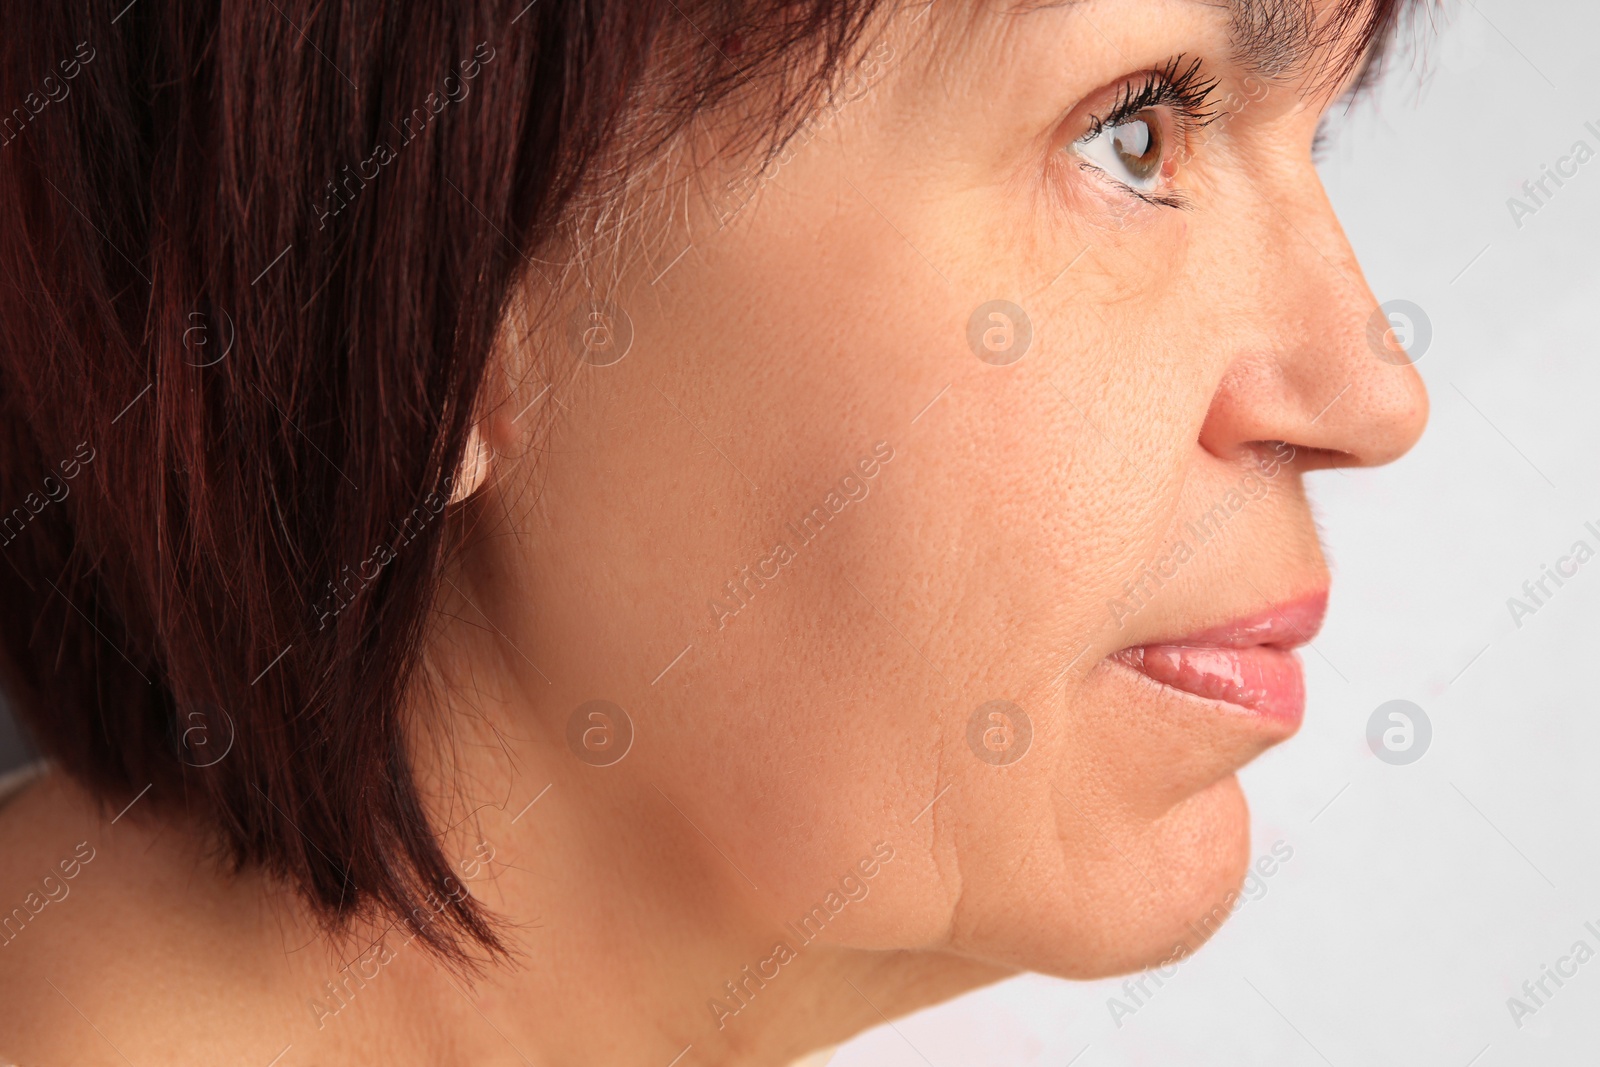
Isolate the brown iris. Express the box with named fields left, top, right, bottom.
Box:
left=1110, top=113, right=1163, bottom=183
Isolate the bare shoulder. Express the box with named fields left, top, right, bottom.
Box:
left=0, top=772, right=132, bottom=1064
left=0, top=774, right=466, bottom=1066
left=0, top=774, right=311, bottom=1065
left=0, top=770, right=108, bottom=959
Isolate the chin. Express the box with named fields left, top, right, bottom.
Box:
left=972, top=773, right=1256, bottom=982
left=1115, top=773, right=1257, bottom=974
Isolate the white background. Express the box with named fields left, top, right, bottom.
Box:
left=833, top=1, right=1600, bottom=1065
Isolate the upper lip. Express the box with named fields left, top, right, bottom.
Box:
left=1123, top=590, right=1329, bottom=652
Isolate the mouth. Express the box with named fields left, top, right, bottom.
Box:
left=1106, top=591, right=1329, bottom=730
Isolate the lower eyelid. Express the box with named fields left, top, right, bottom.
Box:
left=1069, top=151, right=1188, bottom=213
left=1077, top=157, right=1155, bottom=194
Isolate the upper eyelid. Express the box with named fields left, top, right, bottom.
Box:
left=1086, top=57, right=1222, bottom=134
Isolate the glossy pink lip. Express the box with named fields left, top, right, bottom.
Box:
left=1110, top=592, right=1328, bottom=727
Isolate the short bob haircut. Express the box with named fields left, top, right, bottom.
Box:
left=0, top=0, right=1411, bottom=965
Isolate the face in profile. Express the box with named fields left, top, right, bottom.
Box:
left=462, top=0, right=1427, bottom=983
left=0, top=0, right=1430, bottom=1062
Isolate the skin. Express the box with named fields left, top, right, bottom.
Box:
left=0, top=0, right=1426, bottom=1064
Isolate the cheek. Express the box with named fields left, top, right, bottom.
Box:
left=517, top=133, right=1219, bottom=951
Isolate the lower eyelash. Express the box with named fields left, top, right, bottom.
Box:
left=1074, top=160, right=1191, bottom=210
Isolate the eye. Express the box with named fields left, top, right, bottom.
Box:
left=1064, top=57, right=1219, bottom=208
left=1075, top=111, right=1169, bottom=193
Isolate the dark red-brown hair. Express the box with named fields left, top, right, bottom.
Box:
left=0, top=0, right=1413, bottom=964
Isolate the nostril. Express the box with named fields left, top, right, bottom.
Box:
left=1285, top=445, right=1357, bottom=473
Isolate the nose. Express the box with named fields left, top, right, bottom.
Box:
left=1197, top=171, right=1429, bottom=471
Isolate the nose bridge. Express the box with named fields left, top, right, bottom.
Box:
left=1198, top=163, right=1429, bottom=469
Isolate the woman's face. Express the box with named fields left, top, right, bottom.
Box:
left=466, top=0, right=1427, bottom=980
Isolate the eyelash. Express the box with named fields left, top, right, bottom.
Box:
left=1078, top=56, right=1222, bottom=208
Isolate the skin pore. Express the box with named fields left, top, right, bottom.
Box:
left=0, top=1, right=1426, bottom=1064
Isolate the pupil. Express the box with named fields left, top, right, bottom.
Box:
left=1112, top=117, right=1160, bottom=180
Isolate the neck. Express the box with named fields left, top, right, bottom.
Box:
left=0, top=570, right=1009, bottom=1066
left=1, top=728, right=1006, bottom=1067
left=332, top=568, right=1013, bottom=1066
left=400, top=879, right=1001, bottom=1066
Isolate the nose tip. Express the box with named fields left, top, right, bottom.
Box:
left=1198, top=172, right=1432, bottom=473
left=1351, top=349, right=1430, bottom=468
left=1198, top=327, right=1429, bottom=473
left=1333, top=299, right=1431, bottom=468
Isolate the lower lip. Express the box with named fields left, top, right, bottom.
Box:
left=1109, top=643, right=1306, bottom=728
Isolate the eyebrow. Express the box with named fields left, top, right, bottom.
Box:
left=1019, top=0, right=1383, bottom=86
left=1213, top=0, right=1318, bottom=80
